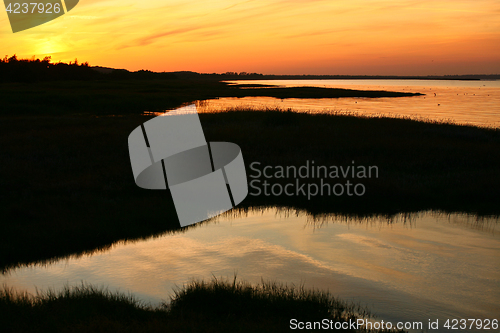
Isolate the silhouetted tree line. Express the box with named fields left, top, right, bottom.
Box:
left=0, top=55, right=181, bottom=82
left=0, top=55, right=190, bottom=82
left=0, top=54, right=269, bottom=82
left=0, top=55, right=104, bottom=82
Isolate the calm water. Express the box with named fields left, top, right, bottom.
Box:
left=199, top=79, right=500, bottom=128
left=1, top=210, right=498, bottom=332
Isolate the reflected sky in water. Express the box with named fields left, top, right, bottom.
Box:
left=199, top=79, right=500, bottom=128
left=1, top=210, right=498, bottom=330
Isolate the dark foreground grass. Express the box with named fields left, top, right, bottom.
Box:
left=1, top=107, right=499, bottom=271
left=0, top=114, right=182, bottom=271
left=0, top=279, right=403, bottom=333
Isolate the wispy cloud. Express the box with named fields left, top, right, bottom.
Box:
left=2, top=0, right=499, bottom=74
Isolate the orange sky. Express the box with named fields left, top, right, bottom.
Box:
left=1, top=0, right=499, bottom=75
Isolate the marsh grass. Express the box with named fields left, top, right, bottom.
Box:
left=0, top=279, right=403, bottom=333
left=169, top=276, right=370, bottom=323
left=200, top=107, right=500, bottom=215
left=0, top=283, right=164, bottom=333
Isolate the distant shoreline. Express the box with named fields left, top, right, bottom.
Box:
left=96, top=67, right=500, bottom=81
left=220, top=74, right=500, bottom=81
left=91, top=66, right=500, bottom=81
left=2, top=55, right=498, bottom=82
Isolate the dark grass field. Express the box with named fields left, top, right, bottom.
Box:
left=0, top=79, right=420, bottom=116
left=0, top=278, right=404, bottom=333
left=1, top=106, right=499, bottom=271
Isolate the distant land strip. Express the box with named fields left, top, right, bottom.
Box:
left=95, top=67, right=500, bottom=81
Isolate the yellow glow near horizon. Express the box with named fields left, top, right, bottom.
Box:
left=1, top=0, right=499, bottom=75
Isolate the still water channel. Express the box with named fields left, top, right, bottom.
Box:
left=1, top=210, right=498, bottom=332
left=200, top=79, right=500, bottom=128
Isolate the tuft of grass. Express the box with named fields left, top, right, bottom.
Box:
left=169, top=276, right=369, bottom=325
left=0, top=283, right=164, bottom=333
left=0, top=279, right=405, bottom=333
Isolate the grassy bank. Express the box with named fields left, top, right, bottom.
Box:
left=0, top=79, right=420, bottom=116
left=0, top=57, right=420, bottom=116
left=0, top=278, right=402, bottom=333
left=202, top=107, right=500, bottom=215
left=0, top=107, right=499, bottom=271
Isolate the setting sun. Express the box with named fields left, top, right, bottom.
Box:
left=1, top=0, right=499, bottom=74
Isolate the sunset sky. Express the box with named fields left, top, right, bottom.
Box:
left=1, top=0, right=499, bottom=75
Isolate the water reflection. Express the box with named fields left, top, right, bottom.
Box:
left=198, top=79, right=500, bottom=128
left=1, top=209, right=498, bottom=330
